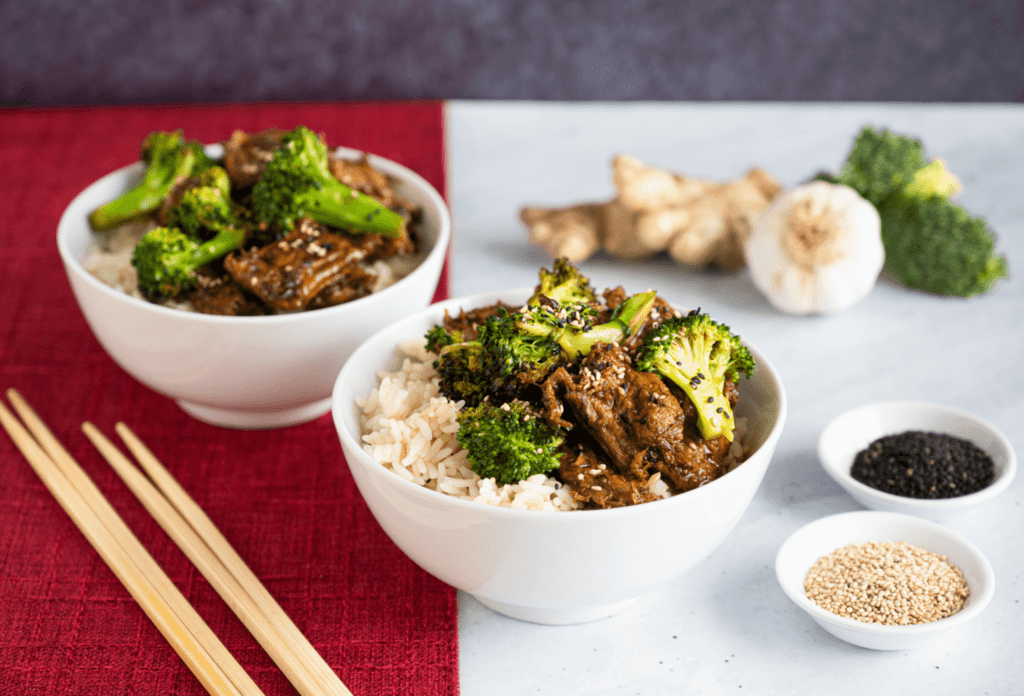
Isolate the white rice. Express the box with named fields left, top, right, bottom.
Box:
left=357, top=339, right=750, bottom=512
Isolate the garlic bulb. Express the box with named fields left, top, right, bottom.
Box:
left=745, top=181, right=883, bottom=315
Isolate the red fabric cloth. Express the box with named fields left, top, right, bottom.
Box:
left=0, top=103, right=457, bottom=695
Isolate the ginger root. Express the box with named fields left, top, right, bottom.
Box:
left=521, top=154, right=783, bottom=271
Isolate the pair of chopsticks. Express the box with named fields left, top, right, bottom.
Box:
left=0, top=389, right=352, bottom=696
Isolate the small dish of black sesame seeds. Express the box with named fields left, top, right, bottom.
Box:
left=817, top=401, right=1016, bottom=522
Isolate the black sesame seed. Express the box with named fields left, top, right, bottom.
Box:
left=850, top=430, right=995, bottom=499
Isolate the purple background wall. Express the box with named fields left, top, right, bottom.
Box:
left=2, top=0, right=1022, bottom=106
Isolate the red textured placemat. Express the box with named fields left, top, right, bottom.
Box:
left=0, top=102, right=457, bottom=696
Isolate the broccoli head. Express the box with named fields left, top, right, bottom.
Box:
left=250, top=125, right=404, bottom=238
left=636, top=311, right=754, bottom=442
left=425, top=324, right=463, bottom=354
left=878, top=193, right=1009, bottom=297
left=433, top=340, right=494, bottom=407
left=833, top=126, right=928, bottom=206
left=528, top=257, right=599, bottom=306
left=89, top=130, right=209, bottom=231
left=456, top=400, right=566, bottom=485
left=830, top=125, right=1006, bottom=297
left=164, top=169, right=240, bottom=240
left=132, top=218, right=246, bottom=302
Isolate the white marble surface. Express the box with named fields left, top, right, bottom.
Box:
left=444, top=102, right=1024, bottom=695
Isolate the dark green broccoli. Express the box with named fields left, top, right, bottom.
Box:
left=132, top=178, right=246, bottom=301
left=164, top=167, right=238, bottom=239
left=635, top=311, right=754, bottom=442
left=425, top=324, right=463, bottom=354
left=434, top=291, right=657, bottom=406
left=832, top=126, right=956, bottom=206
left=250, top=125, right=403, bottom=238
left=89, top=130, right=214, bottom=231
left=828, top=125, right=1006, bottom=297
left=433, top=341, right=493, bottom=407
left=878, top=194, right=1009, bottom=297
left=527, top=257, right=599, bottom=306
left=455, top=400, right=566, bottom=485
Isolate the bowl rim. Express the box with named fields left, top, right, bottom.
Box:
left=817, top=400, right=1017, bottom=511
left=56, top=145, right=452, bottom=325
left=331, top=287, right=789, bottom=521
left=775, top=510, right=995, bottom=636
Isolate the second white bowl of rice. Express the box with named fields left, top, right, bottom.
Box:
left=331, top=289, right=787, bottom=624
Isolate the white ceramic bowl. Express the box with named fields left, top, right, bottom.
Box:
left=818, top=401, right=1016, bottom=521
left=776, top=510, right=995, bottom=650
left=57, top=147, right=451, bottom=429
left=331, top=289, right=787, bottom=624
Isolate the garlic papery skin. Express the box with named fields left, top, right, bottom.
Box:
left=744, top=181, right=884, bottom=315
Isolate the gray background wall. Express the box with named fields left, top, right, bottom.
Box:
left=2, top=0, right=1022, bottom=106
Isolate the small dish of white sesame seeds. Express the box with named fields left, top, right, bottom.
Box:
left=775, top=510, right=995, bottom=651
left=817, top=401, right=1016, bottom=522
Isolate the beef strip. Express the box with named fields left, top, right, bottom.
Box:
left=222, top=218, right=385, bottom=312
left=541, top=342, right=730, bottom=504
left=221, top=128, right=286, bottom=188
left=185, top=268, right=269, bottom=316
left=557, top=440, right=660, bottom=509
left=327, top=154, right=418, bottom=214
left=438, top=302, right=521, bottom=342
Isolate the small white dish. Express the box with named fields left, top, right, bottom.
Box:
left=817, top=401, right=1016, bottom=521
left=776, top=510, right=995, bottom=651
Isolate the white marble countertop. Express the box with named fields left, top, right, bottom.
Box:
left=444, top=101, right=1024, bottom=695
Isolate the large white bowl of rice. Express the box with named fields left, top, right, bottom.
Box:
left=57, top=146, right=451, bottom=429
left=331, top=288, right=787, bottom=624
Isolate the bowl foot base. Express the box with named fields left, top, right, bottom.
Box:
left=473, top=595, right=640, bottom=625
left=177, top=397, right=332, bottom=430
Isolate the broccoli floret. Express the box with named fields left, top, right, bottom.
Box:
left=89, top=130, right=212, bottom=231
left=830, top=125, right=1006, bottom=297
left=456, top=401, right=566, bottom=485
left=528, top=257, right=599, bottom=306
left=433, top=341, right=494, bottom=407
left=434, top=291, right=657, bottom=406
left=878, top=194, right=1009, bottom=297
left=425, top=325, right=464, bottom=354
left=132, top=175, right=249, bottom=301
left=636, top=311, right=754, bottom=442
left=832, top=126, right=928, bottom=206
left=164, top=167, right=240, bottom=238
left=250, top=125, right=404, bottom=238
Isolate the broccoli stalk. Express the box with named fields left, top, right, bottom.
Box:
left=251, top=125, right=404, bottom=238
left=455, top=400, right=566, bottom=485
left=132, top=178, right=246, bottom=301
left=89, top=130, right=213, bottom=231
left=515, top=291, right=657, bottom=360
left=527, top=257, right=599, bottom=306
left=829, top=125, right=1007, bottom=297
left=636, top=311, right=754, bottom=442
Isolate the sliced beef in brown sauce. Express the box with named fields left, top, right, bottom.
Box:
left=541, top=341, right=730, bottom=500
left=437, top=302, right=521, bottom=342
left=185, top=268, right=269, bottom=316
left=221, top=128, right=286, bottom=188
left=328, top=154, right=418, bottom=213
left=222, top=218, right=389, bottom=312
left=557, top=441, right=660, bottom=509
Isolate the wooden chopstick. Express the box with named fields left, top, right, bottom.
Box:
left=83, top=422, right=353, bottom=696
left=0, top=390, right=263, bottom=696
